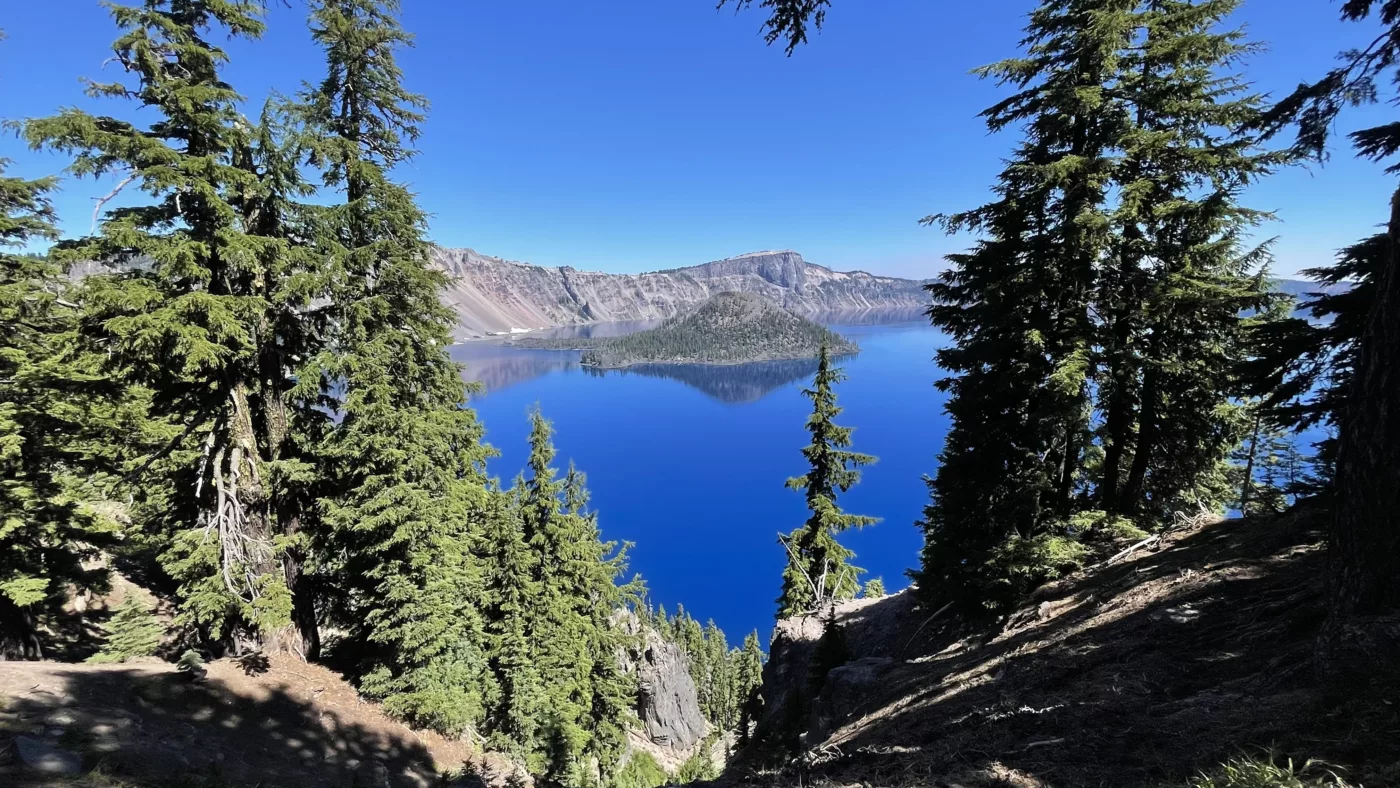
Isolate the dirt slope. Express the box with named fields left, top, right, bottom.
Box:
left=0, top=654, right=480, bottom=788
left=727, top=505, right=1400, bottom=787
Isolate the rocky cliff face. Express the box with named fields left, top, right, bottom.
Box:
left=616, top=614, right=708, bottom=753
left=432, top=248, right=929, bottom=339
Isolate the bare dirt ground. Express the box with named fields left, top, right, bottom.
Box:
left=724, top=504, right=1400, bottom=787
left=0, top=653, right=477, bottom=788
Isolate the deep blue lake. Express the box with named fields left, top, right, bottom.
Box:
left=450, top=313, right=949, bottom=645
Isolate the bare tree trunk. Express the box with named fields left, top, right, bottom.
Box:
left=1120, top=362, right=1160, bottom=513
left=1240, top=414, right=1261, bottom=516
left=1319, top=187, right=1400, bottom=681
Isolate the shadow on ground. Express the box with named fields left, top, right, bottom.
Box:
left=0, top=658, right=456, bottom=788
left=727, top=505, right=1400, bottom=787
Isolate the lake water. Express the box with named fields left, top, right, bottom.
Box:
left=450, top=312, right=949, bottom=644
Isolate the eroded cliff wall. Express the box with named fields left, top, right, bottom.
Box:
left=432, top=248, right=929, bottom=338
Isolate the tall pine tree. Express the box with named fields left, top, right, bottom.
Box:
left=0, top=160, right=121, bottom=657
left=24, top=0, right=314, bottom=646
left=515, top=411, right=636, bottom=785
left=295, top=0, right=496, bottom=729
left=1096, top=0, right=1282, bottom=520
left=916, top=0, right=1126, bottom=615
left=778, top=343, right=877, bottom=617
left=1262, top=0, right=1400, bottom=675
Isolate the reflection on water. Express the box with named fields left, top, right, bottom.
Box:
left=807, top=306, right=926, bottom=326
left=583, top=358, right=824, bottom=404
left=451, top=309, right=925, bottom=401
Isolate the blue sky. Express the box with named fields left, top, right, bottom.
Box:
left=2, top=0, right=1395, bottom=278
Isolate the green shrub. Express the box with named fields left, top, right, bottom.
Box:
left=675, top=748, right=719, bottom=783
left=1190, top=753, right=1353, bottom=788
left=862, top=577, right=886, bottom=598
left=87, top=595, right=164, bottom=664
left=981, top=532, right=1089, bottom=610
left=611, top=751, right=667, bottom=788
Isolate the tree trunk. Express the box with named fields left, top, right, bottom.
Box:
left=1240, top=414, right=1261, bottom=516
left=0, top=597, right=42, bottom=660
left=1319, top=187, right=1400, bottom=681
left=1120, top=362, right=1160, bottom=513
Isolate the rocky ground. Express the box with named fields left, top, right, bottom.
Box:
left=0, top=654, right=483, bottom=788
left=0, top=605, right=711, bottom=788
left=724, top=504, right=1400, bottom=787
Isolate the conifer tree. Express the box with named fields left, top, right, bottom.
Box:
left=88, top=595, right=165, bottom=664
left=778, top=344, right=877, bottom=618
left=294, top=0, right=496, bottom=728
left=735, top=631, right=765, bottom=745
left=1242, top=234, right=1383, bottom=486
left=915, top=0, right=1124, bottom=614
left=516, top=411, right=635, bottom=784
left=1096, top=0, right=1282, bottom=520
left=0, top=161, right=119, bottom=657
left=23, top=0, right=311, bottom=646
left=482, top=486, right=543, bottom=764
left=1262, top=0, right=1400, bottom=666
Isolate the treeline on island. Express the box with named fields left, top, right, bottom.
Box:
left=512, top=291, right=858, bottom=368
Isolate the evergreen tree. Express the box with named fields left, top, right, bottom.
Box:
left=1262, top=0, right=1400, bottom=667
left=916, top=0, right=1124, bottom=615
left=23, top=0, right=312, bottom=646
left=516, top=411, right=635, bottom=784
left=88, top=595, right=165, bottom=664
left=735, top=631, right=765, bottom=745
left=1243, top=235, right=1384, bottom=489
left=284, top=0, right=496, bottom=728
left=861, top=577, right=885, bottom=598
left=778, top=344, right=877, bottom=617
left=482, top=486, right=543, bottom=765
left=0, top=160, right=121, bottom=657
left=1095, top=0, right=1282, bottom=521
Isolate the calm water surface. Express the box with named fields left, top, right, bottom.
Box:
left=449, top=315, right=949, bottom=643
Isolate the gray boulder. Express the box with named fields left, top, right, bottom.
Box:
left=617, top=614, right=708, bottom=750
left=15, top=735, right=82, bottom=775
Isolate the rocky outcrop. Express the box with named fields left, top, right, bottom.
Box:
left=755, top=590, right=919, bottom=747
left=616, top=615, right=708, bottom=752
left=433, top=248, right=929, bottom=339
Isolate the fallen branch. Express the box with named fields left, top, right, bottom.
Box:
left=1016, top=737, right=1065, bottom=753
left=900, top=600, right=953, bottom=656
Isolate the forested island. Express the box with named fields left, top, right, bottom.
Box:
left=510, top=291, right=857, bottom=367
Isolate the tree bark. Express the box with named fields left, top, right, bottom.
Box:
left=1239, top=414, right=1261, bottom=516
left=1319, top=187, right=1400, bottom=680
left=1120, top=361, right=1160, bottom=512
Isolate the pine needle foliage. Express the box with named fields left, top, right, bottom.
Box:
left=88, top=595, right=165, bottom=664
left=917, top=0, right=1285, bottom=616
left=778, top=343, right=877, bottom=617
left=23, top=0, right=312, bottom=644
left=0, top=160, right=118, bottom=656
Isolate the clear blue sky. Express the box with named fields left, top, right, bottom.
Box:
left=2, top=0, right=1395, bottom=278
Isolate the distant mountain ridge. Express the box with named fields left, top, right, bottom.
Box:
left=432, top=248, right=929, bottom=339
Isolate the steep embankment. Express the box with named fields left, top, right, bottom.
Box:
left=432, top=248, right=928, bottom=338
left=1, top=612, right=711, bottom=788
left=729, top=506, right=1400, bottom=787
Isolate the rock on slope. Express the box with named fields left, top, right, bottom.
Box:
left=734, top=506, right=1400, bottom=787
left=433, top=248, right=927, bottom=338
